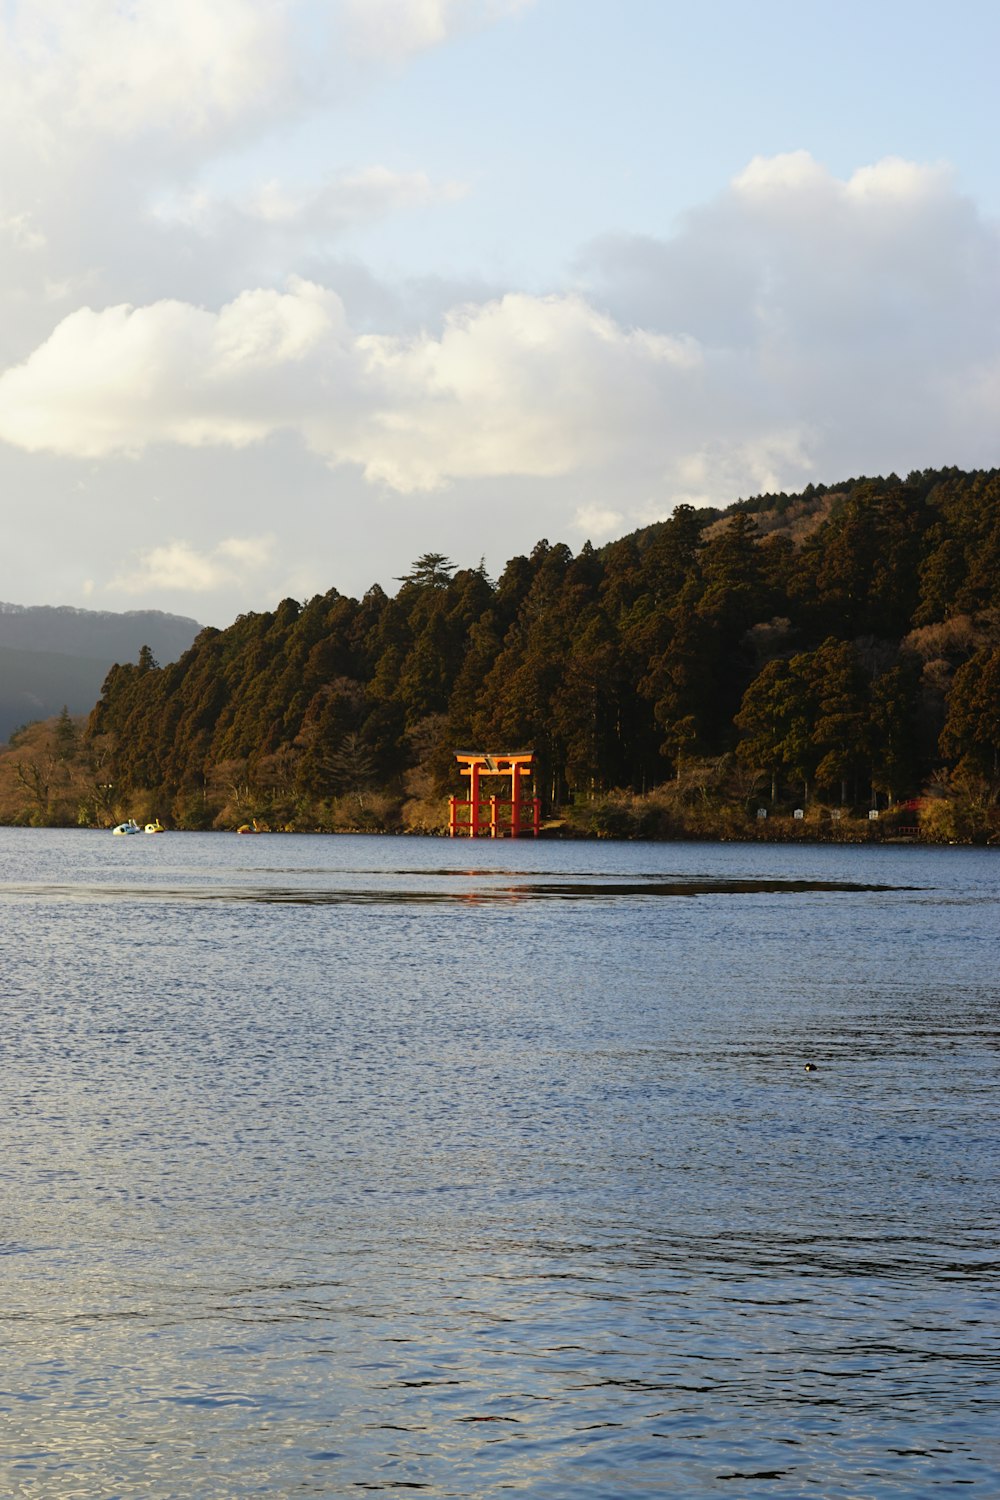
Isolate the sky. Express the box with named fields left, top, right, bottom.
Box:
left=2, top=0, right=1000, bottom=628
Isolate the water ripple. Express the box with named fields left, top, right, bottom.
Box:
left=0, top=831, right=996, bottom=1498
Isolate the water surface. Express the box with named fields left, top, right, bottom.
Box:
left=1, top=830, right=997, bottom=1496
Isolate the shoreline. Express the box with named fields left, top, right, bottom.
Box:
left=2, top=820, right=996, bottom=846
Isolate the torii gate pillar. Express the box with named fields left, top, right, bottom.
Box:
left=449, top=752, right=540, bottom=838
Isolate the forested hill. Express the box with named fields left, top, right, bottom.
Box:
left=83, top=466, right=1000, bottom=832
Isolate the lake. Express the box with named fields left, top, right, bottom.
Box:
left=1, top=829, right=997, bottom=1497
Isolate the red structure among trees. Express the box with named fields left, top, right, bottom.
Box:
left=449, top=752, right=541, bottom=837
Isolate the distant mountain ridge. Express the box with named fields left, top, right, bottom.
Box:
left=0, top=602, right=201, bottom=662
left=0, top=602, right=202, bottom=742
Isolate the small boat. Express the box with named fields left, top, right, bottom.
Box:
left=112, top=819, right=141, bottom=835
left=145, top=820, right=165, bottom=834
left=236, top=821, right=259, bottom=835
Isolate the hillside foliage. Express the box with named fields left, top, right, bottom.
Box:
left=4, top=468, right=1000, bottom=839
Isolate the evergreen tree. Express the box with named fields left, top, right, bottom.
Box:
left=940, top=646, right=1000, bottom=783
left=396, top=553, right=456, bottom=588
left=808, top=639, right=868, bottom=804
left=54, top=705, right=78, bottom=762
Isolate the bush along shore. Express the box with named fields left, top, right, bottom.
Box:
left=2, top=467, right=1000, bottom=840
left=1, top=719, right=996, bottom=844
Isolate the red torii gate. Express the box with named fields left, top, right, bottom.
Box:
left=449, top=751, right=541, bottom=838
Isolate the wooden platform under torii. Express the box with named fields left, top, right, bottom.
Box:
left=449, top=751, right=541, bottom=838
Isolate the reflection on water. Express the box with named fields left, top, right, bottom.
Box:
left=0, top=875, right=914, bottom=906
left=0, top=831, right=997, bottom=1498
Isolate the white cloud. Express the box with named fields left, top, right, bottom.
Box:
left=1, top=213, right=47, bottom=252
left=348, top=294, right=700, bottom=489
left=109, top=534, right=276, bottom=595
left=250, top=166, right=463, bottom=225
left=0, top=0, right=530, bottom=171
left=153, top=166, right=467, bottom=240
left=844, top=156, right=950, bottom=204
left=733, top=152, right=951, bottom=211
left=0, top=1, right=302, bottom=363
left=0, top=284, right=700, bottom=488
left=580, top=151, right=1000, bottom=499
left=339, top=0, right=533, bottom=62
left=732, top=150, right=830, bottom=197
left=0, top=279, right=346, bottom=456
left=572, top=504, right=625, bottom=540
left=0, top=0, right=294, bottom=146
left=3, top=150, right=1000, bottom=546
left=0, top=0, right=509, bottom=368
left=216, top=535, right=276, bottom=567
